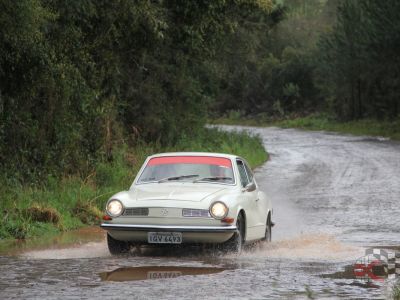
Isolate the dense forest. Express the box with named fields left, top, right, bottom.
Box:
left=1, top=0, right=400, bottom=182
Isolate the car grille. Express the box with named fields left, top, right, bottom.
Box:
left=182, top=208, right=210, bottom=218
left=123, top=207, right=149, bottom=216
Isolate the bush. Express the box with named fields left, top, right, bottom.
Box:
left=23, top=204, right=61, bottom=224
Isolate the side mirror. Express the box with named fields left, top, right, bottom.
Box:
left=244, top=182, right=256, bottom=192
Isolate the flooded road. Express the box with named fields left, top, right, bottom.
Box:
left=1, top=126, right=399, bottom=299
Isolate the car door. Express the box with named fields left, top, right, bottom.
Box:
left=243, top=160, right=267, bottom=239
left=236, top=159, right=264, bottom=241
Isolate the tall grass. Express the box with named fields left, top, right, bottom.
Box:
left=0, top=128, right=267, bottom=240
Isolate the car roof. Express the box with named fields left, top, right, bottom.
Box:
left=147, top=152, right=240, bottom=161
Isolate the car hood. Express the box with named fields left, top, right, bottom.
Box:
left=131, top=183, right=228, bottom=202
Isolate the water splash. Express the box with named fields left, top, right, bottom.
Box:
left=242, top=233, right=364, bottom=261
left=22, top=241, right=110, bottom=260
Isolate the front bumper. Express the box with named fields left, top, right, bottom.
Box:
left=101, top=223, right=236, bottom=232
left=101, top=223, right=237, bottom=243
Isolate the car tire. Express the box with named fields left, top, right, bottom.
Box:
left=222, top=213, right=244, bottom=253
left=262, top=214, right=272, bottom=242
left=107, top=233, right=130, bottom=255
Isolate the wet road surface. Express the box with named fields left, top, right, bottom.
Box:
left=1, top=126, right=400, bottom=299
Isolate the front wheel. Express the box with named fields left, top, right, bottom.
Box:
left=222, top=214, right=244, bottom=253
left=107, top=233, right=130, bottom=255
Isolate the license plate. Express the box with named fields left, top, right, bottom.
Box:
left=147, top=271, right=182, bottom=279
left=148, top=232, right=182, bottom=244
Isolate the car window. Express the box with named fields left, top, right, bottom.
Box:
left=236, top=160, right=249, bottom=187
left=244, top=161, right=254, bottom=183
left=138, top=156, right=235, bottom=184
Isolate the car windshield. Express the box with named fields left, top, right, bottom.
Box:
left=137, top=156, right=235, bottom=184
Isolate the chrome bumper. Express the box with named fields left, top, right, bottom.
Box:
left=101, top=223, right=237, bottom=233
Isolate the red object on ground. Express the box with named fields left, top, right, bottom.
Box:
left=353, top=260, right=385, bottom=282
left=147, top=156, right=232, bottom=168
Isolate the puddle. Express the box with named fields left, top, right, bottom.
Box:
left=0, top=226, right=105, bottom=257
left=99, top=266, right=227, bottom=282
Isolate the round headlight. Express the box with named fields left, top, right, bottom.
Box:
left=209, top=201, right=228, bottom=220
left=106, top=199, right=124, bottom=217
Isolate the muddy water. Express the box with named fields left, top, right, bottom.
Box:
left=1, top=126, right=399, bottom=299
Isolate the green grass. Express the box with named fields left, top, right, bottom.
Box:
left=390, top=280, right=400, bottom=300
left=212, top=113, right=400, bottom=141
left=211, top=116, right=267, bottom=127
left=0, top=128, right=267, bottom=240
left=276, top=115, right=400, bottom=140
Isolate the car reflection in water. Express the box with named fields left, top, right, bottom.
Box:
left=99, top=266, right=226, bottom=282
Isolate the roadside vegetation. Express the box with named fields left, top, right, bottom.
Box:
left=0, top=128, right=267, bottom=240
left=212, top=113, right=400, bottom=141
left=277, top=115, right=400, bottom=140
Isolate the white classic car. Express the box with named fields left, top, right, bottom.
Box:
left=101, top=152, right=273, bottom=254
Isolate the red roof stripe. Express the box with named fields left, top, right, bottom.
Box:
left=147, top=156, right=232, bottom=168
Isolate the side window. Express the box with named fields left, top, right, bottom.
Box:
left=244, top=162, right=254, bottom=183
left=236, top=160, right=249, bottom=187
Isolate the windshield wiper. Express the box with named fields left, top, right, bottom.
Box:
left=158, top=174, right=199, bottom=183
left=193, top=176, right=233, bottom=183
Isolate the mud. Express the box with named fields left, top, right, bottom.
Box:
left=0, top=126, right=399, bottom=299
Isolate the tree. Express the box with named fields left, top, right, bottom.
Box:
left=317, top=0, right=400, bottom=120
left=0, top=0, right=278, bottom=182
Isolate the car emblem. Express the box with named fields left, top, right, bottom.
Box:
left=161, top=208, right=169, bottom=216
